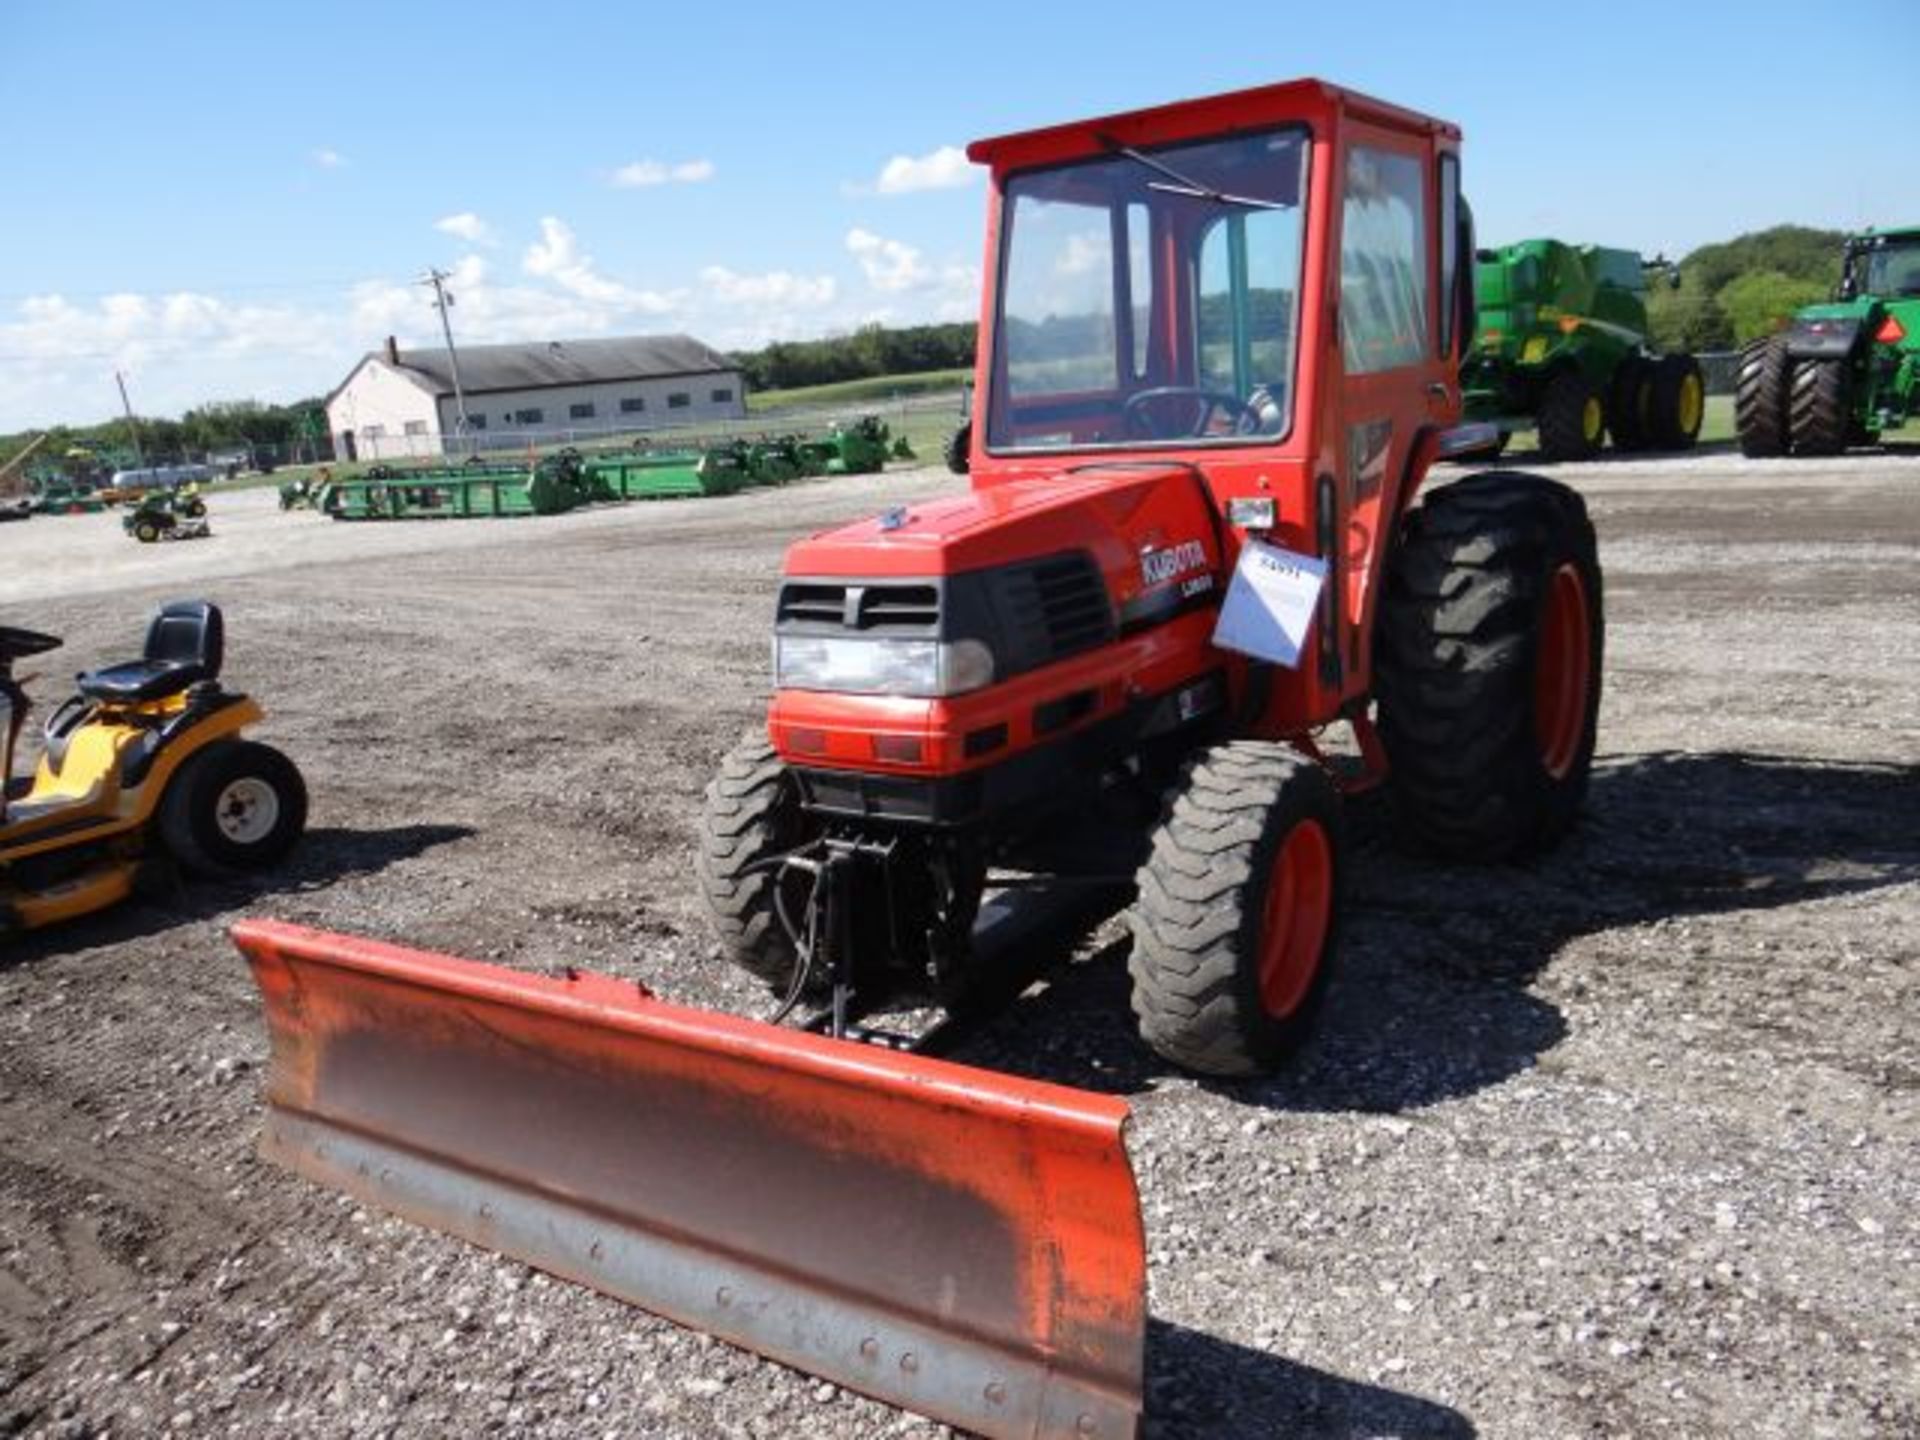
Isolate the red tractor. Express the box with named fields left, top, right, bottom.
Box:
left=701, top=78, right=1604, bottom=1075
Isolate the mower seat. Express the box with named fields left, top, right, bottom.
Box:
left=76, top=600, right=225, bottom=704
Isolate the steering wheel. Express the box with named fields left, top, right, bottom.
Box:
left=1122, top=386, right=1257, bottom=440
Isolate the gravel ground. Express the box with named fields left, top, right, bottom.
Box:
left=1, top=446, right=1916, bottom=1439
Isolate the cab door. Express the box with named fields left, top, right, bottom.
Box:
left=1326, top=125, right=1458, bottom=703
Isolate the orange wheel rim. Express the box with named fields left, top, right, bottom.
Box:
left=1533, top=562, right=1592, bottom=779
left=1257, top=820, right=1334, bottom=1018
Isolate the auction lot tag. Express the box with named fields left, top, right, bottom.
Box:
left=1211, top=539, right=1327, bottom=668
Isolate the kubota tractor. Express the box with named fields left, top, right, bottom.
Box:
left=1462, top=239, right=1702, bottom=460
left=1736, top=225, right=1920, bottom=456
left=697, top=81, right=1604, bottom=1079
left=234, top=80, right=1605, bottom=1440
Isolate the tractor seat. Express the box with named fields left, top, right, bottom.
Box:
left=76, top=600, right=225, bottom=704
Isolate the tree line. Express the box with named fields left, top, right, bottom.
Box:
left=730, top=322, right=975, bottom=392
left=1645, top=225, right=1847, bottom=352
left=1, top=397, right=328, bottom=476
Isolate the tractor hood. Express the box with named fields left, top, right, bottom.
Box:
left=784, top=464, right=1222, bottom=592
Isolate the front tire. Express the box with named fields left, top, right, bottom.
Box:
left=1126, top=743, right=1344, bottom=1077
left=1788, top=357, right=1850, bottom=457
left=1735, top=336, right=1791, bottom=456
left=1648, top=354, right=1705, bottom=450
left=1376, top=472, right=1604, bottom=860
left=1537, top=369, right=1604, bottom=461
left=133, top=520, right=161, bottom=543
left=159, top=741, right=308, bottom=875
left=944, top=419, right=972, bottom=476
left=695, top=734, right=822, bottom=994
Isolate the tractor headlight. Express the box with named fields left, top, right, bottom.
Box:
left=775, top=636, right=995, bottom=697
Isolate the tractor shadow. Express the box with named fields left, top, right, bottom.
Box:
left=955, top=750, right=1920, bottom=1113
left=0, top=822, right=472, bottom=967
left=1146, top=1319, right=1471, bottom=1438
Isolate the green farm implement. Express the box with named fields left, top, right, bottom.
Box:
left=1736, top=225, right=1920, bottom=456
left=1463, top=239, right=1702, bottom=460
left=312, top=415, right=905, bottom=522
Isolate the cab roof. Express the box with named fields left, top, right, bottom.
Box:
left=967, top=77, right=1460, bottom=173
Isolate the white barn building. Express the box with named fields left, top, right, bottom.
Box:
left=325, top=334, right=746, bottom=461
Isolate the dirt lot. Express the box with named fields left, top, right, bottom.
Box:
left=2, top=446, right=1916, bottom=1439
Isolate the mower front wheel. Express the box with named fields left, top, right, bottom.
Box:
left=1127, top=743, right=1344, bottom=1077
left=695, top=734, right=822, bottom=996
left=159, top=740, right=308, bottom=876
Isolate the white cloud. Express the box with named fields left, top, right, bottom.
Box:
left=846, top=228, right=930, bottom=292
left=312, top=148, right=348, bottom=170
left=700, top=266, right=836, bottom=308
left=434, top=212, right=496, bottom=247
left=610, top=158, right=715, bottom=188
left=1056, top=231, right=1108, bottom=276
left=873, top=145, right=974, bottom=195
left=522, top=217, right=680, bottom=313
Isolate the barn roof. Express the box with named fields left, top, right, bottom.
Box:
left=334, top=334, right=737, bottom=404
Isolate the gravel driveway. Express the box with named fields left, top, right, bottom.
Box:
left=1, top=447, right=1915, bottom=1438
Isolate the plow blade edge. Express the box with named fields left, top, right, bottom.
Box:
left=233, top=920, right=1145, bottom=1439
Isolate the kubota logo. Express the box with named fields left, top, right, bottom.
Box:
left=1141, top=540, right=1207, bottom=587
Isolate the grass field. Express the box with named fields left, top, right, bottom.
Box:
left=745, top=369, right=970, bottom=412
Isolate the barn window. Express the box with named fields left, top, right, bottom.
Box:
left=569, top=402, right=595, bottom=420
left=403, top=420, right=428, bottom=436
left=667, top=392, right=691, bottom=409
left=710, top=387, right=733, bottom=404
left=514, top=407, right=544, bottom=425
left=619, top=396, right=646, bottom=414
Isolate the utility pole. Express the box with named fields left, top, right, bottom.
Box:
left=114, top=370, right=146, bottom=467
left=419, top=268, right=470, bottom=451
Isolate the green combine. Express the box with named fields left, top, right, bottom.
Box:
left=1735, top=226, right=1920, bottom=456
left=1463, top=239, right=1703, bottom=460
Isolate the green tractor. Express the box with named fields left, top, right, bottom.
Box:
left=1463, top=239, right=1704, bottom=460
left=1735, top=226, right=1920, bottom=457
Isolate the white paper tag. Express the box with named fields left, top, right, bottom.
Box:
left=1210, top=539, right=1327, bottom=669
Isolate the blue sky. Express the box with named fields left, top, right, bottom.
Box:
left=3, top=0, right=1915, bottom=430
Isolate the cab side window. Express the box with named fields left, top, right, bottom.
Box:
left=1340, top=146, right=1429, bottom=374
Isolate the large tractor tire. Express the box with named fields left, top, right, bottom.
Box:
left=1735, top=336, right=1792, bottom=457
left=1126, top=742, right=1344, bottom=1077
left=1607, top=356, right=1654, bottom=452
left=1648, top=353, right=1706, bottom=450
left=1536, top=369, right=1604, bottom=461
left=159, top=740, right=308, bottom=876
left=1376, top=471, right=1603, bottom=861
left=1788, top=357, right=1851, bottom=457
left=695, top=733, right=822, bottom=995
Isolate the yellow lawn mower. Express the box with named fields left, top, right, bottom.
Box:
left=1, top=601, right=306, bottom=935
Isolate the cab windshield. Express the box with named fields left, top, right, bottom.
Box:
left=986, top=126, right=1308, bottom=454
left=1863, top=237, right=1920, bottom=297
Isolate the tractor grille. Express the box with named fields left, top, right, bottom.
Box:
left=993, top=554, right=1113, bottom=672
left=776, top=581, right=941, bottom=633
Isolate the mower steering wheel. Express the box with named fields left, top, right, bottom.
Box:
left=1123, top=386, right=1256, bottom=441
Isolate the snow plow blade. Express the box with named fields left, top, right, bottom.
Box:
left=233, top=920, right=1145, bottom=1439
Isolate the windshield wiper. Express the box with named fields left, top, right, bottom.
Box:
left=1097, top=136, right=1288, bottom=211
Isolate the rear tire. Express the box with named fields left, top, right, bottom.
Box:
left=1788, top=358, right=1850, bottom=457
left=1126, top=743, right=1344, bottom=1077
left=695, top=734, right=822, bottom=994
left=133, top=520, right=160, bottom=543
left=1376, top=471, right=1604, bottom=860
left=1536, top=369, right=1603, bottom=461
left=1648, top=353, right=1705, bottom=450
left=1735, top=336, right=1791, bottom=456
left=1607, top=356, right=1654, bottom=451
left=159, top=741, right=308, bottom=876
